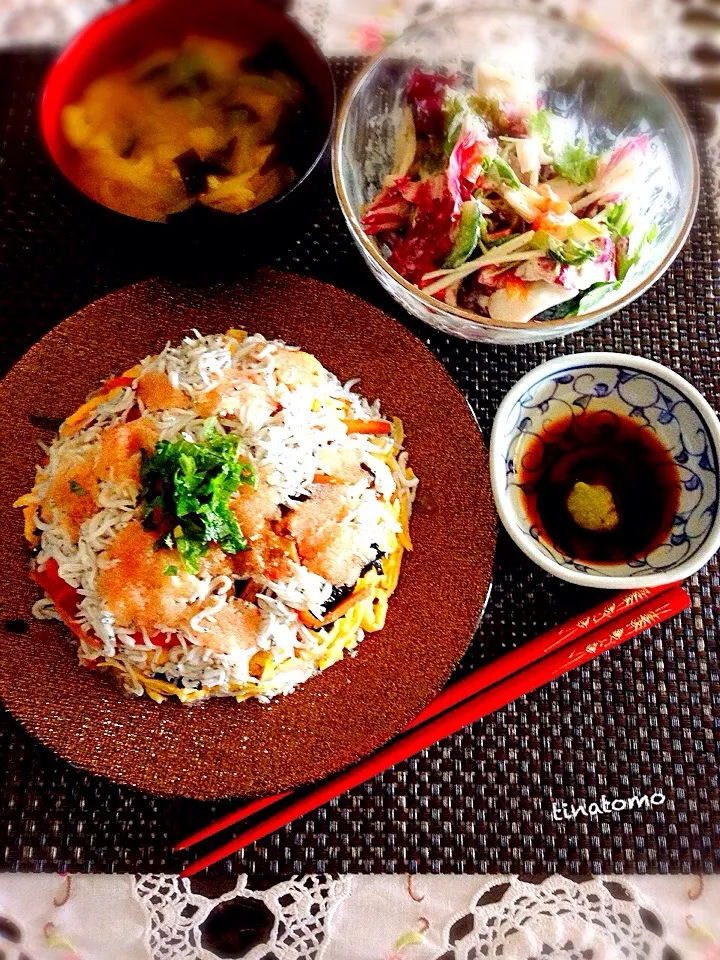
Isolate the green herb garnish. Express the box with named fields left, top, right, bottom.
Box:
left=552, top=140, right=599, bottom=185
left=443, top=92, right=467, bottom=157
left=163, top=564, right=178, bottom=577
left=546, top=236, right=596, bottom=267
left=481, top=155, right=521, bottom=190
left=140, top=423, right=256, bottom=575
left=599, top=200, right=657, bottom=282
left=602, top=199, right=634, bottom=239
left=68, top=479, right=88, bottom=496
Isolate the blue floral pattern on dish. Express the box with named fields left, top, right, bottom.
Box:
left=502, top=363, right=719, bottom=579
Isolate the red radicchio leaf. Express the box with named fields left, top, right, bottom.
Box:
left=387, top=174, right=459, bottom=283
left=396, top=173, right=447, bottom=210
left=447, top=120, right=499, bottom=211
left=361, top=176, right=412, bottom=234
left=555, top=264, right=574, bottom=288
left=499, top=106, right=531, bottom=138
left=601, top=134, right=650, bottom=178
left=594, top=234, right=617, bottom=266
left=476, top=264, right=514, bottom=289
left=603, top=238, right=618, bottom=281
left=406, top=68, right=456, bottom=137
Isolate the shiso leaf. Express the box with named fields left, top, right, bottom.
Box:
left=140, top=424, right=256, bottom=574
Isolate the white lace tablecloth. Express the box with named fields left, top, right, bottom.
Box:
left=0, top=1, right=719, bottom=958
left=1, top=872, right=720, bottom=959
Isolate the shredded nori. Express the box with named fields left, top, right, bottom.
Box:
left=320, top=583, right=355, bottom=614
left=317, top=545, right=386, bottom=616
left=360, top=543, right=385, bottom=578
left=173, top=148, right=231, bottom=197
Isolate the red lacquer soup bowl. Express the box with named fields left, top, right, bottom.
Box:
left=40, top=0, right=335, bottom=232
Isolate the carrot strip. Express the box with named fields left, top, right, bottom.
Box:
left=343, top=419, right=391, bottom=435
left=298, top=609, right=319, bottom=628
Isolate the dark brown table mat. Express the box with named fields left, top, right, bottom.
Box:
left=0, top=50, right=718, bottom=877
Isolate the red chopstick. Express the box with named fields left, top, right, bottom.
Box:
left=175, top=584, right=668, bottom=850
left=178, top=584, right=689, bottom=876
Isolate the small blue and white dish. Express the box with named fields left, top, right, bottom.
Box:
left=490, top=353, right=720, bottom=588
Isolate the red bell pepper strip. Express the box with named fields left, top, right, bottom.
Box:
left=129, top=631, right=181, bottom=649
left=34, top=559, right=180, bottom=651
left=31, top=558, right=103, bottom=648
left=101, top=376, right=135, bottom=393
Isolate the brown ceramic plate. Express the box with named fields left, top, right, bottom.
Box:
left=0, top=270, right=495, bottom=799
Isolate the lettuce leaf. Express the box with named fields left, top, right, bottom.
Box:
left=617, top=222, right=658, bottom=282
left=552, top=140, right=599, bottom=185
left=526, top=108, right=553, bottom=145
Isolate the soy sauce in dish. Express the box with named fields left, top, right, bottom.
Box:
left=518, top=410, right=681, bottom=564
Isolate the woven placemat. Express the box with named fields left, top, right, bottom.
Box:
left=0, top=50, right=717, bottom=876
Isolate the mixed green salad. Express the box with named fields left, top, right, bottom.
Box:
left=362, top=66, right=655, bottom=324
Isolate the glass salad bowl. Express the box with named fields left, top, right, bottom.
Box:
left=332, top=9, right=699, bottom=345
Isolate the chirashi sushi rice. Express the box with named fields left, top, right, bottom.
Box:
left=16, top=330, right=417, bottom=704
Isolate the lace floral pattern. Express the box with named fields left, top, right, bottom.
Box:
left=135, top=874, right=351, bottom=960
left=3, top=872, right=720, bottom=959
left=0, top=907, right=33, bottom=960
left=434, top=876, right=673, bottom=960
